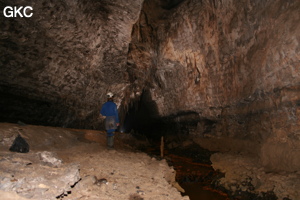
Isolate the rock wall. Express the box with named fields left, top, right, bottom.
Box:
left=128, top=0, right=300, bottom=172
left=135, top=0, right=300, bottom=118
left=1, top=0, right=300, bottom=173
left=0, top=0, right=143, bottom=128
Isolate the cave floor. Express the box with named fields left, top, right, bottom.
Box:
left=1, top=122, right=299, bottom=200
left=0, top=123, right=188, bottom=200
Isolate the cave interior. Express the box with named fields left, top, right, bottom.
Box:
left=0, top=0, right=300, bottom=199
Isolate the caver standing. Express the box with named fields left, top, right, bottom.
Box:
left=100, top=92, right=120, bottom=149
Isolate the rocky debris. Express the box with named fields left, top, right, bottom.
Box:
left=192, top=134, right=300, bottom=199
left=211, top=153, right=300, bottom=200
left=67, top=150, right=188, bottom=200
left=0, top=151, right=80, bottom=200
left=38, top=151, right=62, bottom=167
left=0, top=123, right=188, bottom=200
left=9, top=135, right=30, bottom=153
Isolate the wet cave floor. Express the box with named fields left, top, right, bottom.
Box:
left=144, top=143, right=230, bottom=200
left=142, top=141, right=280, bottom=200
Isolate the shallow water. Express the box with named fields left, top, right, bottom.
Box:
left=168, top=154, right=228, bottom=200
left=181, top=182, right=228, bottom=200
left=146, top=146, right=229, bottom=200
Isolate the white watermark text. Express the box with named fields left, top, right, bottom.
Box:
left=3, top=6, right=33, bottom=18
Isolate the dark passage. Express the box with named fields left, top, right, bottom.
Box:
left=122, top=90, right=229, bottom=200
left=122, top=89, right=202, bottom=139
left=121, top=89, right=164, bottom=138
left=123, top=91, right=279, bottom=200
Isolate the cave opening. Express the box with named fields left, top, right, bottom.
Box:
left=122, top=89, right=203, bottom=142
left=122, top=89, right=218, bottom=142
left=0, top=86, right=51, bottom=126
left=122, top=90, right=233, bottom=200
left=122, top=89, right=163, bottom=140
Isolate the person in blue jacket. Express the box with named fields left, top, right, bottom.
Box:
left=100, top=92, right=120, bottom=149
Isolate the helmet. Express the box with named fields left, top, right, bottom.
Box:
left=107, top=92, right=114, bottom=98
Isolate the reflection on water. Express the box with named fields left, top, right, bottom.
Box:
left=168, top=154, right=228, bottom=200
left=181, top=183, right=228, bottom=200
left=146, top=146, right=229, bottom=200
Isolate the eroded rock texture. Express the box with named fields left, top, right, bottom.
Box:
left=0, top=0, right=143, bottom=128
left=1, top=0, right=300, bottom=180
left=129, top=0, right=300, bottom=172
left=132, top=0, right=299, bottom=121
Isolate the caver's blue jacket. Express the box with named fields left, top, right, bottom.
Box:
left=100, top=101, right=119, bottom=136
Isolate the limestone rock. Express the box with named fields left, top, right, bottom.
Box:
left=0, top=0, right=300, bottom=196
left=211, top=153, right=300, bottom=200
left=0, top=152, right=80, bottom=200
left=0, top=0, right=143, bottom=128
left=38, top=151, right=62, bottom=167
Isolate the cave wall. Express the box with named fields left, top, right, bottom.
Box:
left=132, top=0, right=299, bottom=120
left=128, top=0, right=300, bottom=171
left=0, top=0, right=143, bottom=128
left=1, top=0, right=300, bottom=171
